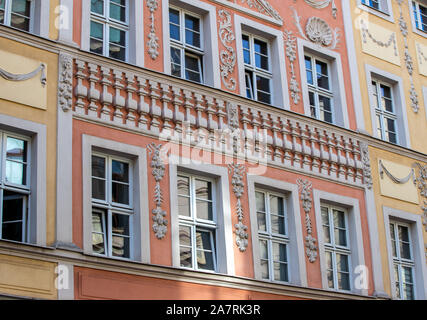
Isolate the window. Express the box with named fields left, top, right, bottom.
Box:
left=362, top=0, right=381, bottom=11
left=242, top=34, right=272, bottom=104
left=0, top=132, right=30, bottom=243
left=0, top=0, right=33, bottom=32
left=90, top=0, right=128, bottom=61
left=91, top=153, right=133, bottom=259
left=169, top=7, right=203, bottom=83
left=255, top=190, right=288, bottom=283
left=321, top=205, right=351, bottom=291
left=390, top=222, right=415, bottom=300
left=305, top=55, right=334, bottom=123
left=412, top=1, right=427, bottom=32
left=372, top=80, right=398, bottom=144
left=177, top=173, right=217, bottom=271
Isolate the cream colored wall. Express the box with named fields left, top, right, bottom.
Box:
left=49, top=0, right=60, bottom=40
left=350, top=1, right=427, bottom=154
left=0, top=37, right=58, bottom=246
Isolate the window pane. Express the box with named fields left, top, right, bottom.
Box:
left=169, top=8, right=180, bottom=25
left=260, top=260, right=269, bottom=279
left=90, top=21, right=103, bottom=40
left=10, top=13, right=29, bottom=31
left=112, top=213, right=130, bottom=258
left=185, top=14, right=200, bottom=32
left=2, top=221, right=23, bottom=242
left=5, top=137, right=27, bottom=185
left=110, top=0, right=126, bottom=22
left=111, top=182, right=129, bottom=205
left=185, top=15, right=200, bottom=47
left=256, top=76, right=271, bottom=104
left=322, top=207, right=331, bottom=243
left=244, top=49, right=251, bottom=65
left=2, top=191, right=25, bottom=242
left=180, top=246, right=192, bottom=268
left=92, top=178, right=106, bottom=200
left=170, top=24, right=180, bottom=42
left=257, top=212, right=266, bottom=232
left=90, top=39, right=104, bottom=55
left=196, top=230, right=213, bottom=251
left=185, top=30, right=200, bottom=48
left=274, top=262, right=288, bottom=282
left=112, top=213, right=129, bottom=236
left=305, top=56, right=313, bottom=85
left=177, top=176, right=190, bottom=196
left=197, top=250, right=214, bottom=270
left=325, top=251, right=333, bottom=269
left=333, top=210, right=345, bottom=228
left=255, top=54, right=269, bottom=70
left=337, top=254, right=349, bottom=272
left=255, top=192, right=265, bottom=212
left=271, top=214, right=285, bottom=235
left=91, top=0, right=104, bottom=15
left=316, top=61, right=329, bottom=90
left=169, top=8, right=180, bottom=42
left=273, top=242, right=287, bottom=263
left=245, top=72, right=253, bottom=99
left=109, top=27, right=126, bottom=45
left=6, top=137, right=26, bottom=162
left=185, top=54, right=201, bottom=72
left=269, top=195, right=284, bottom=215
left=400, top=242, right=411, bottom=260
left=171, top=47, right=181, bottom=77
left=92, top=211, right=105, bottom=254
left=179, top=225, right=191, bottom=247
left=5, top=161, right=26, bottom=185
left=178, top=196, right=190, bottom=217
left=338, top=272, right=350, bottom=291
left=0, top=8, right=4, bottom=25
left=92, top=156, right=106, bottom=178
left=11, top=0, right=31, bottom=17
left=398, top=225, right=409, bottom=242
left=196, top=199, right=213, bottom=221
left=0, top=0, right=4, bottom=10
left=195, top=179, right=212, bottom=200
left=112, top=160, right=129, bottom=183
left=259, top=240, right=268, bottom=259
left=109, top=29, right=126, bottom=61
left=112, top=234, right=130, bottom=258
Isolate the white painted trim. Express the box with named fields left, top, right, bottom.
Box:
left=82, top=135, right=150, bottom=264
left=234, top=14, right=289, bottom=109
left=313, top=190, right=367, bottom=296
left=342, top=0, right=366, bottom=132
left=169, top=155, right=234, bottom=276
left=58, top=0, right=74, bottom=44
left=357, top=0, right=395, bottom=23
left=383, top=206, right=427, bottom=300
left=247, top=174, right=307, bottom=287
left=57, top=263, right=74, bottom=300
left=408, top=0, right=427, bottom=39
left=0, top=114, right=46, bottom=246
left=297, top=38, right=350, bottom=129
left=34, top=0, right=50, bottom=38
left=364, top=64, right=411, bottom=148
left=162, top=0, right=220, bottom=88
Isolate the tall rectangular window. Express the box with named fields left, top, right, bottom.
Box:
left=91, top=153, right=133, bottom=259
left=169, top=7, right=204, bottom=83
left=255, top=190, right=288, bottom=282
left=305, top=55, right=334, bottom=123
left=321, top=205, right=351, bottom=291
left=0, top=132, right=30, bottom=243
left=390, top=222, right=415, bottom=300
left=243, top=34, right=272, bottom=104
left=90, top=0, right=128, bottom=61
left=413, top=1, right=427, bottom=32
left=0, top=0, right=32, bottom=32
left=372, top=80, right=398, bottom=144
left=177, top=174, right=217, bottom=271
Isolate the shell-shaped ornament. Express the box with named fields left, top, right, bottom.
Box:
left=305, top=17, right=333, bottom=47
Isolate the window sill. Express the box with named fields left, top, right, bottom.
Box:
left=413, top=27, right=427, bottom=39
left=357, top=4, right=394, bottom=23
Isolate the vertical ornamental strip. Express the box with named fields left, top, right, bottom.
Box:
left=147, top=0, right=160, bottom=60
left=148, top=143, right=168, bottom=239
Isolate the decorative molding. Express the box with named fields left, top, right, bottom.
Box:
left=58, top=53, right=73, bottom=112
left=0, top=63, right=46, bottom=87
left=413, top=163, right=427, bottom=232
left=416, top=43, right=427, bottom=65
left=360, top=20, right=398, bottom=56
left=284, top=30, right=300, bottom=105
left=302, top=0, right=337, bottom=18
left=361, top=143, right=373, bottom=190
left=146, top=0, right=160, bottom=60
left=379, top=160, right=416, bottom=185
left=148, top=143, right=168, bottom=239
left=297, top=178, right=317, bottom=263
left=292, top=8, right=340, bottom=50
left=219, top=9, right=237, bottom=91
left=229, top=163, right=248, bottom=252
left=396, top=0, right=419, bottom=113
left=238, top=0, right=282, bottom=22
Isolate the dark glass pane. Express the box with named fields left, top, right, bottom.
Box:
left=337, top=254, right=349, bottom=272
left=171, top=48, right=181, bottom=77
left=180, top=246, right=192, bottom=268
left=196, top=200, right=213, bottom=221
left=185, top=30, right=200, bottom=48
left=270, top=195, right=284, bottom=215
left=110, top=2, right=126, bottom=22
left=185, top=69, right=201, bottom=83
left=112, top=235, right=129, bottom=257
left=335, top=228, right=347, bottom=247
left=317, top=74, right=329, bottom=90
left=242, top=35, right=250, bottom=50
left=257, top=91, right=271, bottom=104
left=259, top=240, right=268, bottom=259
left=338, top=272, right=350, bottom=290
left=386, top=118, right=396, bottom=133
left=92, top=178, right=106, bottom=200
left=321, top=207, right=329, bottom=225
left=255, top=54, right=269, bottom=70
left=10, top=14, right=29, bottom=31
left=256, top=76, right=270, bottom=93
left=254, top=39, right=268, bottom=55
left=0, top=9, right=4, bottom=25
left=196, top=230, right=213, bottom=251
left=169, top=8, right=180, bottom=25
left=92, top=156, right=106, bottom=178
left=110, top=44, right=126, bottom=60
left=319, top=95, right=331, bottom=111
left=316, top=60, right=328, bottom=76
left=185, top=14, right=199, bottom=32
left=185, top=54, right=200, bottom=72
left=112, top=160, right=129, bottom=183
left=257, top=212, right=266, bottom=232
left=2, top=221, right=22, bottom=242
left=400, top=242, right=411, bottom=260
left=305, top=56, right=312, bottom=71
left=90, top=21, right=103, bottom=40
left=92, top=212, right=105, bottom=254
left=109, top=27, right=125, bottom=46
left=2, top=191, right=24, bottom=222
left=273, top=242, right=287, bottom=262
left=90, top=39, right=104, bottom=55
left=11, top=0, right=31, bottom=17
left=323, top=225, right=331, bottom=243
left=91, top=0, right=104, bottom=15
left=170, top=24, right=180, bottom=41
left=111, top=182, right=129, bottom=205
left=325, top=251, right=333, bottom=269
left=387, top=132, right=397, bottom=144
left=398, top=225, right=409, bottom=242
left=245, top=73, right=253, bottom=99
left=271, top=214, right=285, bottom=235
left=309, top=91, right=315, bottom=107
left=274, top=262, right=288, bottom=282
left=381, top=84, right=391, bottom=99
left=260, top=260, right=269, bottom=279
left=197, top=250, right=214, bottom=270
left=112, top=213, right=129, bottom=236
left=333, top=210, right=346, bottom=228
left=243, top=49, right=251, bottom=65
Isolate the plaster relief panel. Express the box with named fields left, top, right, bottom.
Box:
left=378, top=159, right=419, bottom=204
left=0, top=49, right=47, bottom=110
left=360, top=22, right=400, bottom=66
left=416, top=42, right=427, bottom=77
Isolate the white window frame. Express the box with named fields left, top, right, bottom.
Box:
left=298, top=38, right=350, bottom=128
left=371, top=79, right=399, bottom=145
left=0, top=114, right=46, bottom=246
left=169, top=6, right=204, bottom=84
left=321, top=204, right=352, bottom=292
left=247, top=174, right=306, bottom=287
left=313, top=190, right=367, bottom=295
left=389, top=221, right=416, bottom=300
left=357, top=0, right=394, bottom=23
left=242, top=33, right=273, bottom=105
left=304, top=53, right=335, bottom=124
left=89, top=0, right=130, bottom=62
left=234, top=14, right=289, bottom=109
left=163, top=0, right=220, bottom=88
left=82, top=135, right=150, bottom=263
left=409, top=0, right=427, bottom=38
left=0, top=0, right=35, bottom=33
left=365, top=64, right=411, bottom=148
left=0, top=131, right=31, bottom=243
left=81, top=0, right=144, bottom=66
left=169, top=158, right=234, bottom=275
left=383, top=206, right=427, bottom=300
left=255, top=188, right=290, bottom=284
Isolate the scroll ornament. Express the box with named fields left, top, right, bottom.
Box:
left=148, top=143, right=168, bottom=239
left=284, top=30, right=301, bottom=105
left=219, top=9, right=237, bottom=91
left=297, top=178, right=318, bottom=263
left=413, top=163, right=427, bottom=232
left=302, top=0, right=337, bottom=18
left=0, top=63, right=46, bottom=87
left=229, top=163, right=248, bottom=252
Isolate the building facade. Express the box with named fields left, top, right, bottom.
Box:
left=0, top=0, right=424, bottom=300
